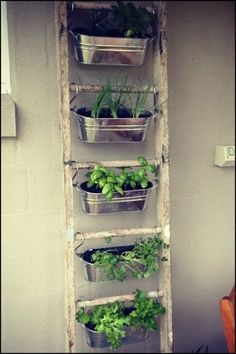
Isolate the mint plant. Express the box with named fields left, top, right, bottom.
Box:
left=76, top=290, right=165, bottom=349
left=91, top=236, right=168, bottom=281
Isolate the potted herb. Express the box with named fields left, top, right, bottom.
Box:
left=69, top=1, right=157, bottom=66
left=73, top=156, right=157, bottom=215
left=71, top=77, right=157, bottom=143
left=76, top=289, right=165, bottom=349
left=76, top=236, right=168, bottom=282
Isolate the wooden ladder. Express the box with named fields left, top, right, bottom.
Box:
left=55, top=1, right=172, bottom=352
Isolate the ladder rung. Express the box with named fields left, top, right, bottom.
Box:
left=76, top=290, right=164, bottom=308
left=75, top=227, right=162, bottom=241
left=69, top=83, right=159, bottom=94
left=65, top=159, right=160, bottom=169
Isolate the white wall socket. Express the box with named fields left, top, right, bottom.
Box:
left=214, top=145, right=235, bottom=167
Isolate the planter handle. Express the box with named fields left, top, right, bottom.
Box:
left=69, top=82, right=80, bottom=116
left=74, top=232, right=85, bottom=257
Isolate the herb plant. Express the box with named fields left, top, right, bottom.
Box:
left=91, top=85, right=111, bottom=118
left=86, top=9, right=110, bottom=36
left=112, top=1, right=157, bottom=38
left=104, top=75, right=128, bottom=118
left=91, top=236, right=169, bottom=281
left=129, top=82, right=152, bottom=118
left=76, top=289, right=165, bottom=349
left=85, top=156, right=156, bottom=201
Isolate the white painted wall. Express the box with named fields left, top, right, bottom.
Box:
left=1, top=1, right=235, bottom=353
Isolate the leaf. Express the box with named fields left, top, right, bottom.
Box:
left=114, top=185, right=124, bottom=195
left=147, top=164, right=156, bottom=173
left=98, top=177, right=106, bottom=188
left=102, top=183, right=112, bottom=195
left=137, top=156, right=147, bottom=166
left=106, top=190, right=113, bottom=201
left=140, top=179, right=148, bottom=188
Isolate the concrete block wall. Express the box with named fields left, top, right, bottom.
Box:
left=1, top=1, right=66, bottom=352
left=168, top=1, right=235, bottom=353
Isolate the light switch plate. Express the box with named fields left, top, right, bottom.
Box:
left=215, top=145, right=235, bottom=167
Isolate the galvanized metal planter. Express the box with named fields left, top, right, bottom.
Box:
left=70, top=32, right=153, bottom=66
left=83, top=323, right=149, bottom=348
left=75, top=114, right=154, bottom=143
left=77, top=181, right=155, bottom=215
left=77, top=245, right=145, bottom=282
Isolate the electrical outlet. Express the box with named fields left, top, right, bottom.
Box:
left=215, top=145, right=235, bottom=167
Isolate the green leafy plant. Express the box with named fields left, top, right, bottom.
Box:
left=76, top=289, right=165, bottom=349
left=86, top=9, right=110, bottom=36
left=91, top=236, right=169, bottom=281
left=85, top=156, right=156, bottom=201
left=112, top=1, right=157, bottom=38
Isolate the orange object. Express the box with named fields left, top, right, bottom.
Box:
left=219, top=286, right=235, bottom=353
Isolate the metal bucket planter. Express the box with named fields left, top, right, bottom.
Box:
left=77, top=245, right=145, bottom=282
left=78, top=181, right=155, bottom=215
left=75, top=114, right=154, bottom=143
left=83, top=323, right=149, bottom=348
left=70, top=33, right=153, bottom=66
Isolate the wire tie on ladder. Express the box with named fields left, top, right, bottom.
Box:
left=76, top=298, right=87, bottom=309
left=74, top=232, right=85, bottom=255
left=72, top=164, right=80, bottom=187
left=69, top=82, right=79, bottom=106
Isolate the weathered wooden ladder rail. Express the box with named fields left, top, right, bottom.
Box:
left=74, top=226, right=162, bottom=242
left=76, top=290, right=164, bottom=309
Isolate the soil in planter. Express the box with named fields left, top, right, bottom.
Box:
left=80, top=181, right=153, bottom=193
left=76, top=107, right=152, bottom=119
left=73, top=27, right=125, bottom=38
left=82, top=245, right=134, bottom=264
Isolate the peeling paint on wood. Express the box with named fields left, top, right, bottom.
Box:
left=76, top=290, right=164, bottom=308
left=75, top=226, right=162, bottom=241
left=55, top=2, right=76, bottom=353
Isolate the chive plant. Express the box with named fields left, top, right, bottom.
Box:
left=129, top=82, right=152, bottom=118
left=104, top=75, right=128, bottom=118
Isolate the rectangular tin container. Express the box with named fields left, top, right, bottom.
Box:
left=83, top=324, right=149, bottom=348
left=78, top=245, right=145, bottom=282
left=78, top=182, right=154, bottom=215
left=76, top=115, right=153, bottom=143
left=71, top=33, right=150, bottom=66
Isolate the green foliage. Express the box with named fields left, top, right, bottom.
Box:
left=85, top=156, right=156, bottom=201
left=91, top=85, right=111, bottom=118
left=128, top=82, right=152, bottom=118
left=111, top=1, right=157, bottom=38
left=86, top=9, right=110, bottom=36
left=129, top=289, right=166, bottom=331
left=92, top=236, right=168, bottom=281
left=76, top=290, right=165, bottom=349
left=90, top=75, right=153, bottom=119
left=103, top=75, right=128, bottom=118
